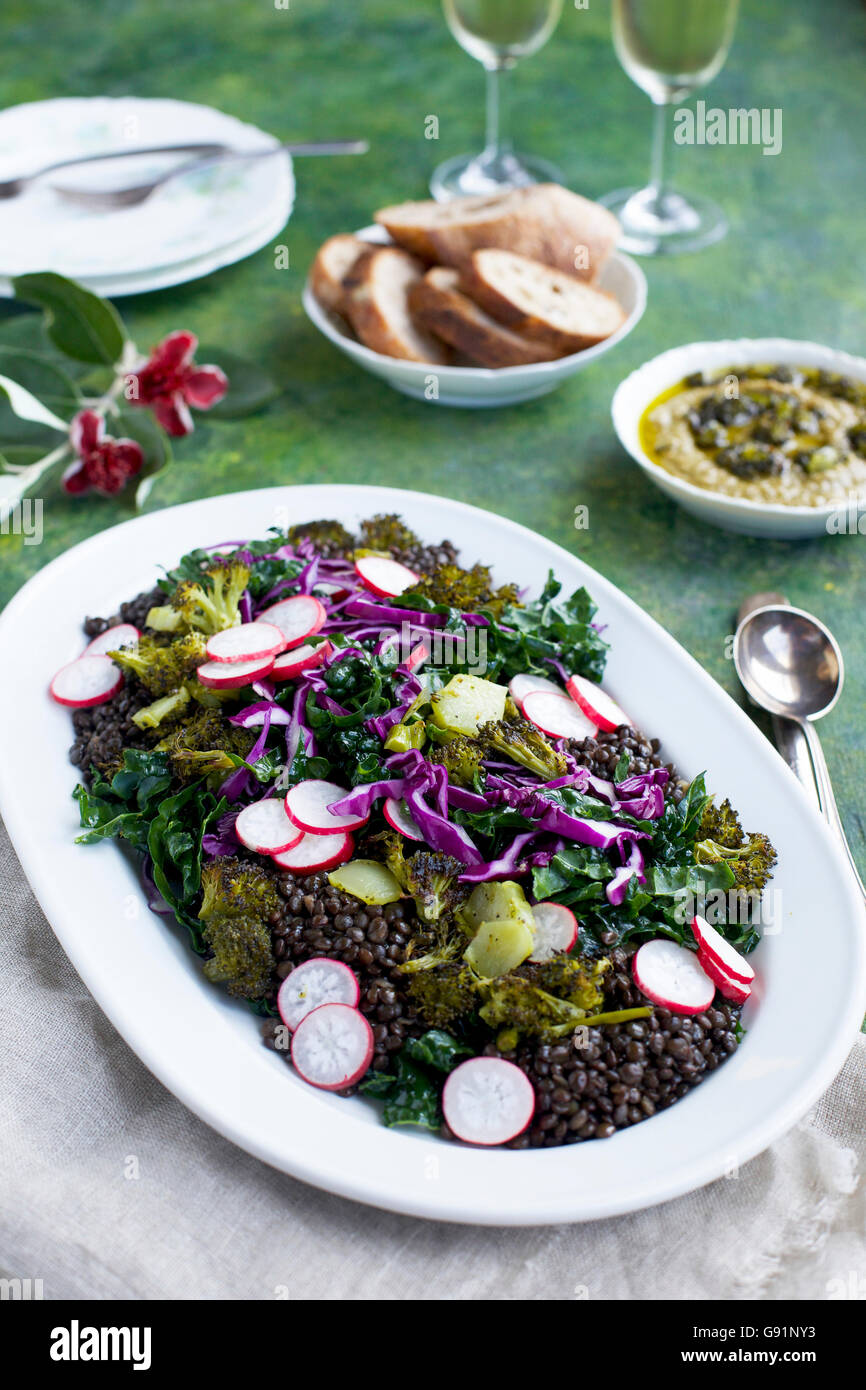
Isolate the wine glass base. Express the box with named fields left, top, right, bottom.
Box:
left=598, top=185, right=728, bottom=256
left=430, top=150, right=564, bottom=202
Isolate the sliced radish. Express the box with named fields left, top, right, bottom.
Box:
left=529, top=902, right=578, bottom=961
left=235, top=798, right=304, bottom=855
left=697, top=948, right=752, bottom=1003
left=49, top=656, right=124, bottom=708
left=271, top=830, right=354, bottom=873
left=197, top=655, right=275, bottom=689
left=522, top=689, right=598, bottom=741
left=205, top=621, right=285, bottom=664
left=508, top=672, right=564, bottom=709
left=632, top=939, right=715, bottom=1016
left=383, top=797, right=423, bottom=840
left=83, top=623, right=140, bottom=657
left=271, top=639, right=332, bottom=682
left=285, top=778, right=370, bottom=835
left=291, top=1002, right=374, bottom=1091
left=354, top=554, right=419, bottom=598
left=258, top=594, right=326, bottom=650
left=566, top=674, right=632, bottom=733
left=277, top=958, right=360, bottom=1031
left=406, top=641, right=429, bottom=673
left=314, top=581, right=349, bottom=600
left=690, top=915, right=755, bottom=985
left=442, top=1057, right=535, bottom=1146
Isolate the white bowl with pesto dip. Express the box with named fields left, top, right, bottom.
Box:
left=612, top=338, right=866, bottom=539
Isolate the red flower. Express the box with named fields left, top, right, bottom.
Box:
left=63, top=411, right=144, bottom=497
left=126, top=330, right=228, bottom=436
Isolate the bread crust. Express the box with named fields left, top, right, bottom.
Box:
left=343, top=246, right=452, bottom=365
left=408, top=267, right=559, bottom=367
left=376, top=185, right=620, bottom=282
left=310, top=234, right=368, bottom=316
left=460, top=249, right=626, bottom=354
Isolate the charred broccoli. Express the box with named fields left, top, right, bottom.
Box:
left=110, top=632, right=208, bottom=697
left=696, top=799, right=777, bottom=893
left=384, top=834, right=469, bottom=923
left=288, top=519, right=355, bottom=558
left=404, top=961, right=478, bottom=1027
left=427, top=733, right=486, bottom=789
left=477, top=715, right=567, bottom=781
left=478, top=957, right=608, bottom=1040
left=357, top=513, right=420, bottom=556
left=157, top=709, right=255, bottom=784
left=407, top=561, right=520, bottom=618
left=146, top=559, right=251, bottom=636
left=198, top=856, right=280, bottom=998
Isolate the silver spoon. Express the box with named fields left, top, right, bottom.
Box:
left=733, top=603, right=866, bottom=899
left=737, top=590, right=821, bottom=815
left=0, top=139, right=369, bottom=208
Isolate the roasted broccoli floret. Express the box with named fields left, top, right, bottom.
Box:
left=198, top=856, right=280, bottom=998
left=404, top=961, right=478, bottom=1027
left=427, top=733, right=486, bottom=789
left=478, top=957, right=608, bottom=1040
left=696, top=799, right=778, bottom=893
left=287, top=518, right=355, bottom=558
left=357, top=513, right=420, bottom=556
left=383, top=834, right=469, bottom=923
left=146, top=560, right=251, bottom=636
left=477, top=715, right=567, bottom=781
left=110, top=632, right=207, bottom=698
left=157, top=709, right=255, bottom=784
left=407, top=561, right=520, bottom=618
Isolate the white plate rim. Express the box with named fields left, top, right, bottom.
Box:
left=0, top=194, right=294, bottom=300
left=0, top=95, right=295, bottom=293
left=1, top=483, right=864, bottom=1226
left=302, top=227, right=647, bottom=382
left=611, top=337, right=866, bottom=523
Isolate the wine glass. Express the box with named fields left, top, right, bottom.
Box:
left=600, top=0, right=740, bottom=255
left=431, top=0, right=564, bottom=202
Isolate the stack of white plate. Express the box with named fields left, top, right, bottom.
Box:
left=0, top=97, right=295, bottom=297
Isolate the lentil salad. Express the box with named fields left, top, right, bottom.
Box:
left=59, top=514, right=775, bottom=1148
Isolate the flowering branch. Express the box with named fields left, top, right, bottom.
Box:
left=0, top=272, right=277, bottom=524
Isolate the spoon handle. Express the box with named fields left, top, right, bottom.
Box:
left=771, top=713, right=822, bottom=815
left=800, top=718, right=866, bottom=901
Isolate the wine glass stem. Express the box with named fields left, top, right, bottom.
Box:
left=648, top=100, right=669, bottom=212
left=484, top=64, right=511, bottom=160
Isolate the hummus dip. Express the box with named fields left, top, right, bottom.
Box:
left=640, top=365, right=866, bottom=506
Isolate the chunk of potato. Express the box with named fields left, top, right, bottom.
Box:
left=464, top=917, right=535, bottom=978
left=461, top=879, right=535, bottom=935
left=328, top=859, right=404, bottom=905
left=430, top=674, right=507, bottom=738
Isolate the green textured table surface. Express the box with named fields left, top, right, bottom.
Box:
left=1, top=0, right=864, bottom=867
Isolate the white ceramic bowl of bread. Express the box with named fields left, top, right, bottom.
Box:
left=302, top=185, right=647, bottom=408
left=612, top=337, right=866, bottom=539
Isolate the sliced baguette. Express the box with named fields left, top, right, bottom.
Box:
left=461, top=249, right=626, bottom=354
left=408, top=266, right=559, bottom=367
left=343, top=246, right=452, bottom=364
left=310, top=234, right=368, bottom=316
left=375, top=184, right=620, bottom=282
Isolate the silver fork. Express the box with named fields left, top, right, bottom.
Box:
left=0, top=139, right=368, bottom=209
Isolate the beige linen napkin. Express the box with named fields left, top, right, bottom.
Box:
left=2, top=818, right=864, bottom=1302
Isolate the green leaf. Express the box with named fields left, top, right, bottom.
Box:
left=0, top=371, right=69, bottom=434
left=405, top=1030, right=472, bottom=1073
left=360, top=1054, right=442, bottom=1129
left=195, top=345, right=280, bottom=419
left=12, top=272, right=126, bottom=366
